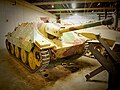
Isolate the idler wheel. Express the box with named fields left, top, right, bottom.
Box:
left=15, top=46, right=20, bottom=58
left=10, top=44, right=15, bottom=55
left=21, top=49, right=27, bottom=63
left=33, top=47, right=42, bottom=67
left=28, top=51, right=36, bottom=70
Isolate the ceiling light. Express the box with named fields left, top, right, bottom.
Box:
left=72, top=2, right=76, bottom=9
left=52, top=5, right=54, bottom=8
left=97, top=3, right=100, bottom=6
left=75, top=13, right=77, bottom=15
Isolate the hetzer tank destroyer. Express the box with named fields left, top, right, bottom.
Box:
left=5, top=18, right=113, bottom=72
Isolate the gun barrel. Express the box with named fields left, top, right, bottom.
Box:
left=60, top=17, right=113, bottom=33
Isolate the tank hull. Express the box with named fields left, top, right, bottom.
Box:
left=5, top=22, right=86, bottom=72
left=5, top=18, right=113, bottom=72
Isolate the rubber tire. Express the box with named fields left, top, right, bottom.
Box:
left=5, top=39, right=10, bottom=52
left=10, top=44, right=15, bottom=55
left=28, top=51, right=36, bottom=70
left=15, top=46, right=20, bottom=58
left=33, top=47, right=42, bottom=67
left=21, top=49, right=27, bottom=63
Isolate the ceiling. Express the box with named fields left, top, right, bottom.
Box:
left=25, top=0, right=118, bottom=16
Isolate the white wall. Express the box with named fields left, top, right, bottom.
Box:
left=60, top=13, right=120, bottom=30
left=60, top=13, right=99, bottom=25
left=0, top=0, right=56, bottom=49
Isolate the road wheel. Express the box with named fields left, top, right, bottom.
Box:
left=94, top=45, right=104, bottom=54
left=15, top=46, right=20, bottom=58
left=33, top=47, right=42, bottom=67
left=5, top=39, right=10, bottom=52
left=10, top=44, right=15, bottom=55
left=21, top=49, right=27, bottom=63
left=28, top=51, right=36, bottom=70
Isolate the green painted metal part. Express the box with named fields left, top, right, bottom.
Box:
left=5, top=17, right=113, bottom=57
left=46, top=17, right=113, bottom=37
left=6, top=23, right=34, bottom=52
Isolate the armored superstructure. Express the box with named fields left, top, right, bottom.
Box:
left=5, top=18, right=113, bottom=72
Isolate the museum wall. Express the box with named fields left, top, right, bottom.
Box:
left=0, top=0, right=56, bottom=49
left=60, top=14, right=99, bottom=25
left=60, top=13, right=120, bottom=28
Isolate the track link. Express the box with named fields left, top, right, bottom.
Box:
left=5, top=39, right=51, bottom=73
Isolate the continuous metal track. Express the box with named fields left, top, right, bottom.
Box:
left=5, top=39, right=51, bottom=73
left=36, top=49, right=51, bottom=72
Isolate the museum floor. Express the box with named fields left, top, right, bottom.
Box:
left=0, top=49, right=108, bottom=90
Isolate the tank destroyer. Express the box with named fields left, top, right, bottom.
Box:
left=5, top=18, right=113, bottom=72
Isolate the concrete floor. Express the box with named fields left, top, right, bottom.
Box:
left=0, top=49, right=108, bottom=90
